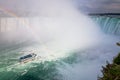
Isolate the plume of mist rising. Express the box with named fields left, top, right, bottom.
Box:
left=25, top=0, right=104, bottom=52
left=0, top=0, right=120, bottom=80
left=25, top=1, right=120, bottom=80
left=0, top=0, right=104, bottom=51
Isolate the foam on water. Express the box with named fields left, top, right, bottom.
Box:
left=0, top=0, right=120, bottom=80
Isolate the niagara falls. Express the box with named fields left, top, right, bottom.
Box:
left=0, top=0, right=120, bottom=80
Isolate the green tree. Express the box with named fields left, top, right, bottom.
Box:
left=98, top=53, right=120, bottom=80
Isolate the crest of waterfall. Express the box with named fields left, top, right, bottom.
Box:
left=92, top=16, right=120, bottom=35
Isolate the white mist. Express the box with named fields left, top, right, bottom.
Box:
left=1, top=0, right=120, bottom=80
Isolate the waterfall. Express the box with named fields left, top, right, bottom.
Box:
left=91, top=16, right=120, bottom=35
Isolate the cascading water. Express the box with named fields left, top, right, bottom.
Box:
left=91, top=16, right=120, bottom=35
left=0, top=0, right=120, bottom=80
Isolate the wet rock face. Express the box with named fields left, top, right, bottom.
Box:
left=116, top=42, right=120, bottom=46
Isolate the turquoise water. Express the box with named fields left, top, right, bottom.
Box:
left=0, top=16, right=120, bottom=80
left=0, top=41, right=119, bottom=80
left=91, top=16, right=120, bottom=35
left=0, top=43, right=78, bottom=80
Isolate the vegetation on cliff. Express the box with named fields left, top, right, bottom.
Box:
left=98, top=53, right=120, bottom=80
